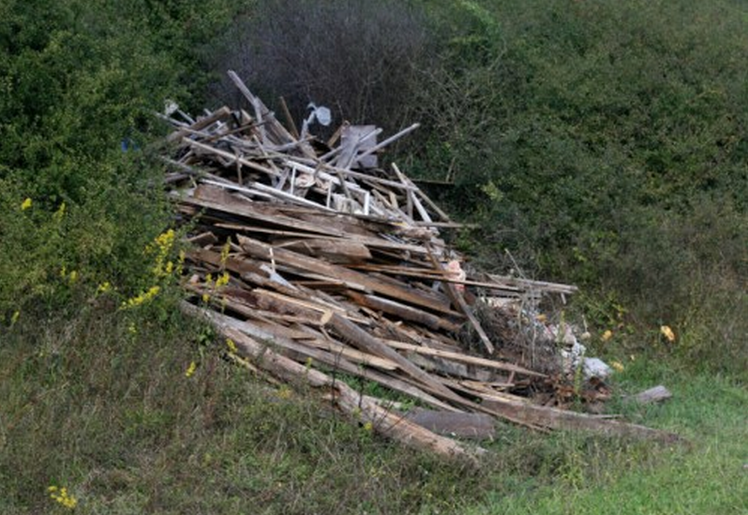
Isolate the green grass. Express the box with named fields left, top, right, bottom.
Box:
left=1, top=302, right=745, bottom=514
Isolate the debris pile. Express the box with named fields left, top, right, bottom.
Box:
left=164, top=71, right=680, bottom=459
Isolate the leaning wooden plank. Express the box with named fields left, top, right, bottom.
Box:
left=238, top=235, right=460, bottom=316
left=327, top=313, right=471, bottom=407
left=183, top=303, right=482, bottom=461
left=426, top=248, right=495, bottom=354
left=481, top=397, right=683, bottom=442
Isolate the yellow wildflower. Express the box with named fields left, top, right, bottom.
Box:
left=611, top=360, right=625, bottom=373
left=68, top=270, right=78, bottom=283
left=10, top=310, right=20, bottom=326
left=601, top=330, right=613, bottom=342
left=96, top=282, right=111, bottom=294
left=363, top=421, right=374, bottom=432
left=220, top=241, right=231, bottom=266
left=185, top=361, right=197, bottom=378
left=121, top=286, right=160, bottom=309
left=660, top=325, right=676, bottom=343
left=277, top=386, right=292, bottom=399
left=202, top=293, right=210, bottom=303
left=226, top=338, right=238, bottom=354
left=215, top=271, right=230, bottom=288
left=21, top=198, right=32, bottom=210
left=48, top=484, right=77, bottom=509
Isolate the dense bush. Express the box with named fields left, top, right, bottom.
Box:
left=0, top=0, right=236, bottom=315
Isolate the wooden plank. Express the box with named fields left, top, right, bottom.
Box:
left=346, top=291, right=461, bottom=332
left=238, top=235, right=461, bottom=316
left=167, top=106, right=232, bottom=143
left=183, top=302, right=482, bottom=461
left=327, top=313, right=469, bottom=406
left=426, top=247, right=495, bottom=354
left=625, top=385, right=673, bottom=405
left=379, top=339, right=546, bottom=378
left=405, top=409, right=496, bottom=440
left=480, top=397, right=684, bottom=442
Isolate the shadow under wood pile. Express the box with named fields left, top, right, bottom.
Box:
left=163, top=71, right=681, bottom=460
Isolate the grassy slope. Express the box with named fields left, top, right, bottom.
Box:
left=1, top=305, right=745, bottom=514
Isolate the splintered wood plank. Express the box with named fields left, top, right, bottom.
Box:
left=238, top=235, right=460, bottom=316
left=346, top=291, right=461, bottom=332
left=275, top=238, right=372, bottom=264
left=379, top=339, right=546, bottom=378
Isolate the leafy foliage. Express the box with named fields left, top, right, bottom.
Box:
left=0, top=0, right=236, bottom=313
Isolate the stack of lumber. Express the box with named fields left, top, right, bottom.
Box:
left=164, top=71, right=681, bottom=459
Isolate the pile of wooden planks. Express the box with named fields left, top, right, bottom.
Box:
left=163, top=71, right=681, bottom=459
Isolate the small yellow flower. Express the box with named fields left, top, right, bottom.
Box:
left=611, top=360, right=625, bottom=373
left=21, top=198, right=32, bottom=210
left=215, top=271, right=230, bottom=288
left=202, top=293, right=210, bottom=303
left=601, top=330, right=613, bottom=342
left=48, top=484, right=77, bottom=509
left=68, top=270, right=78, bottom=283
left=363, top=421, right=374, bottom=432
left=660, top=325, right=676, bottom=343
left=96, top=282, right=111, bottom=294
left=220, top=241, right=231, bottom=266
left=121, top=286, right=160, bottom=309
left=277, top=386, right=292, bottom=399
left=10, top=310, right=20, bottom=326
left=185, top=361, right=197, bottom=378
left=226, top=338, right=238, bottom=354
